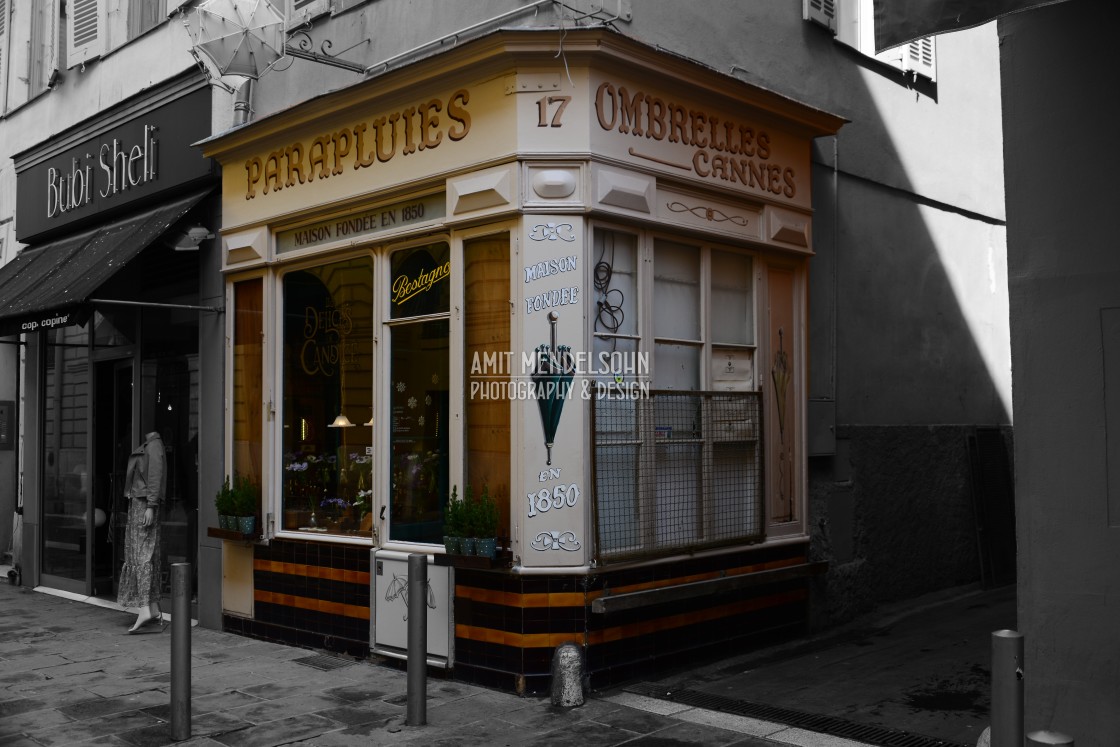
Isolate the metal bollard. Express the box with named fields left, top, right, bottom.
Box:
left=170, top=563, right=192, bottom=741
left=406, top=554, right=427, bottom=726
left=991, top=630, right=1024, bottom=747
left=1027, top=731, right=1074, bottom=746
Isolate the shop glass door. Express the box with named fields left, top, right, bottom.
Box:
left=40, top=325, right=92, bottom=594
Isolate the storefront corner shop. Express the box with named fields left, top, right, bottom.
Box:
left=201, top=29, right=843, bottom=687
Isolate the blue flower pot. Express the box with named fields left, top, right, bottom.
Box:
left=476, top=537, right=497, bottom=560
left=461, top=537, right=477, bottom=556
left=238, top=516, right=256, bottom=536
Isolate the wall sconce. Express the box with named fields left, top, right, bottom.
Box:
left=328, top=413, right=355, bottom=428
left=363, top=415, right=375, bottom=427
left=167, top=225, right=215, bottom=251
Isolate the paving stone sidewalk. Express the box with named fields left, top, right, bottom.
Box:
left=0, top=579, right=799, bottom=747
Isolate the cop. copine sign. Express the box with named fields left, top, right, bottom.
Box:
left=15, top=87, right=213, bottom=242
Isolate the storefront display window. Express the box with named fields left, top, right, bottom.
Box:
left=591, top=227, right=764, bottom=562
left=233, top=279, right=263, bottom=512
left=464, top=234, right=511, bottom=538
left=281, top=257, right=374, bottom=535
left=388, top=243, right=450, bottom=544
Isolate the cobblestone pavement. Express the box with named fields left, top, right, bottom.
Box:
left=0, top=569, right=1005, bottom=746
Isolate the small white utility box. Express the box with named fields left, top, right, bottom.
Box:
left=370, top=549, right=452, bottom=667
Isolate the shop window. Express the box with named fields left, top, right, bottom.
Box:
left=804, top=0, right=936, bottom=81
left=232, top=279, right=263, bottom=497
left=591, top=228, right=764, bottom=562
left=464, top=234, right=511, bottom=540
left=280, top=256, right=374, bottom=536
left=387, top=243, right=450, bottom=544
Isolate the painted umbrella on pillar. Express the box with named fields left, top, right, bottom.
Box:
left=187, top=0, right=287, bottom=87
left=531, top=312, right=576, bottom=466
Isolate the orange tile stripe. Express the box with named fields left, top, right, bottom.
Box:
left=454, top=555, right=806, bottom=609
left=254, top=589, right=371, bottom=621
left=588, top=556, right=807, bottom=601
left=254, top=559, right=371, bottom=586
left=454, top=588, right=805, bottom=648
left=588, top=588, right=805, bottom=645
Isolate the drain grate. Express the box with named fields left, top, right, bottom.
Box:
left=293, top=654, right=355, bottom=671
left=624, top=683, right=969, bottom=747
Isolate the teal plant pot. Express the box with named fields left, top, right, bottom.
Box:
left=461, top=537, right=477, bottom=556
left=237, top=516, right=256, bottom=536
left=443, top=535, right=461, bottom=555
left=476, top=537, right=497, bottom=560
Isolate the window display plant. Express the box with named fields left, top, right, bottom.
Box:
left=473, top=485, right=500, bottom=560
left=214, top=477, right=237, bottom=530
left=232, top=474, right=260, bottom=536
left=443, top=486, right=462, bottom=554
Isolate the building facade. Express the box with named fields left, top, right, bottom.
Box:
left=0, top=0, right=1009, bottom=693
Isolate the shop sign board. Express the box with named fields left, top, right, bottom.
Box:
left=513, top=215, right=588, bottom=567
left=276, top=193, right=446, bottom=254
left=15, top=87, right=213, bottom=242
left=588, top=71, right=812, bottom=210
left=218, top=78, right=513, bottom=230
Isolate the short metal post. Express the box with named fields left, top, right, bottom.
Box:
left=170, top=563, right=192, bottom=741
left=991, top=629, right=1024, bottom=747
left=1027, top=731, right=1074, bottom=746
left=406, top=554, right=427, bottom=726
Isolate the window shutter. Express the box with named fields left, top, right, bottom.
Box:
left=904, top=36, right=936, bottom=81
left=68, top=0, right=103, bottom=68
left=804, top=0, right=837, bottom=33
left=0, top=0, right=8, bottom=107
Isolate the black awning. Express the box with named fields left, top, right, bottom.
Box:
left=0, top=189, right=210, bottom=337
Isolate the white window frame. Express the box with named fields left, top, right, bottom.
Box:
left=590, top=224, right=772, bottom=562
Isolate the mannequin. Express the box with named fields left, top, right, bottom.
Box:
left=117, top=431, right=167, bottom=633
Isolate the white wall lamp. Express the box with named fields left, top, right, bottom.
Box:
left=167, top=225, right=215, bottom=252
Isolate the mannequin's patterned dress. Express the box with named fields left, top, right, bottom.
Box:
left=117, top=432, right=165, bottom=608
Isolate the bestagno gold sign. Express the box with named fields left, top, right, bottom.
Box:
left=244, top=89, right=472, bottom=200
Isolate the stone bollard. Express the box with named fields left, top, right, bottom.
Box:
left=550, top=642, right=584, bottom=707
left=1027, top=731, right=1074, bottom=746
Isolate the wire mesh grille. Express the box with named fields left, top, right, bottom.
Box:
left=592, top=390, right=763, bottom=563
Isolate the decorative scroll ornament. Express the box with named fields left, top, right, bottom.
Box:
left=531, top=530, right=582, bottom=552
left=666, top=201, right=749, bottom=226
left=528, top=223, right=577, bottom=242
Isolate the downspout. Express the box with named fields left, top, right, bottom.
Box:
left=232, top=79, right=253, bottom=126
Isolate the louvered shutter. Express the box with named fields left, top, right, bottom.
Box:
left=0, top=0, right=8, bottom=107
left=804, top=0, right=837, bottom=33
left=68, top=0, right=103, bottom=67
left=904, top=36, right=936, bottom=81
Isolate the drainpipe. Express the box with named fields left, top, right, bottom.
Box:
left=233, top=79, right=253, bottom=126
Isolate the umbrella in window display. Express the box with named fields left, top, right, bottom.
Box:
left=531, top=312, right=576, bottom=466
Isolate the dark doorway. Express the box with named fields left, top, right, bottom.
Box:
left=93, top=358, right=134, bottom=598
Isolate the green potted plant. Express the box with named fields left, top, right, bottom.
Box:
left=460, top=485, right=479, bottom=556
left=443, top=486, right=462, bottom=554
left=232, top=474, right=259, bottom=536
left=474, top=485, right=499, bottom=560
left=215, top=476, right=236, bottom=530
